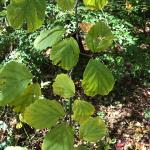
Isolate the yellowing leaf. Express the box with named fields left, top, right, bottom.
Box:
left=34, top=26, right=65, bottom=51
left=7, top=0, right=46, bottom=32
left=72, top=100, right=95, bottom=124
left=56, top=0, right=75, bottom=10
left=53, top=74, right=75, bottom=98
left=16, top=122, right=23, bottom=129
left=79, top=117, right=107, bottom=142
left=11, top=83, right=41, bottom=112
left=50, top=37, right=80, bottom=70
left=42, top=123, right=74, bottom=150
left=82, top=59, right=115, bottom=96
left=23, top=99, right=66, bottom=129
left=0, top=61, right=33, bottom=106
left=125, top=1, right=133, bottom=10
left=83, top=0, right=108, bottom=10
left=86, top=21, right=114, bottom=52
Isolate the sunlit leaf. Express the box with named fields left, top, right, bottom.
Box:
left=72, top=100, right=95, bottom=124
left=79, top=117, right=107, bottom=142
left=83, top=0, right=108, bottom=10
left=86, top=22, right=114, bottom=52
left=16, top=122, right=23, bottom=129
left=11, top=83, right=41, bottom=112
left=0, top=61, right=33, bottom=106
left=7, top=0, right=46, bottom=32
left=56, top=0, right=75, bottom=10
left=53, top=74, right=75, bottom=98
left=4, top=146, right=27, bottom=150
left=82, top=59, right=115, bottom=96
left=42, top=123, right=74, bottom=150
left=50, top=37, right=80, bottom=70
left=34, top=26, right=65, bottom=51
left=24, top=99, right=65, bottom=129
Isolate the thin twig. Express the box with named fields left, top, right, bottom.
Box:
left=80, top=52, right=93, bottom=58
left=74, top=0, right=79, bottom=42
left=68, top=68, right=73, bottom=126
left=68, top=0, right=79, bottom=126
left=23, top=126, right=30, bottom=139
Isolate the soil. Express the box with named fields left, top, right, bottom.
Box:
left=0, top=76, right=150, bottom=150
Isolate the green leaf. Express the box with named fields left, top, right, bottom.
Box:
left=50, top=37, right=80, bottom=70
left=79, top=117, right=107, bottom=142
left=23, top=99, right=65, bottom=129
left=56, top=0, right=75, bottom=10
left=7, top=0, right=46, bottom=32
left=4, top=146, right=27, bottom=150
left=83, top=0, right=108, bottom=10
left=72, top=100, right=95, bottom=124
left=86, top=22, right=114, bottom=52
left=53, top=74, right=75, bottom=98
left=11, top=83, right=41, bottom=112
left=42, top=123, right=74, bottom=150
left=82, top=59, right=115, bottom=96
left=34, top=26, right=65, bottom=51
left=0, top=61, right=33, bottom=106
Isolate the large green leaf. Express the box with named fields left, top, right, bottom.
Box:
left=83, top=0, right=108, bottom=10
left=53, top=74, right=75, bottom=98
left=11, top=83, right=41, bottom=112
left=34, top=26, right=65, bottom=51
left=82, top=59, right=115, bottom=96
left=79, top=117, right=107, bottom=142
left=86, top=22, right=114, bottom=52
left=7, top=0, right=46, bottom=32
left=42, top=123, right=74, bottom=150
left=72, top=100, right=95, bottom=124
left=4, top=146, right=27, bottom=150
left=56, top=0, right=75, bottom=10
left=50, top=37, right=80, bottom=70
left=0, top=61, right=33, bottom=106
left=23, top=99, right=65, bottom=129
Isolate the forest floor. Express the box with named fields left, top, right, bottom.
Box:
left=0, top=77, right=150, bottom=150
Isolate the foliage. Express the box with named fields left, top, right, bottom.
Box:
left=82, top=59, right=115, bottom=96
left=86, top=22, right=114, bottom=52
left=52, top=74, right=75, bottom=98
left=4, top=146, right=27, bottom=150
left=50, top=37, right=80, bottom=70
left=0, top=0, right=114, bottom=149
left=42, top=123, right=74, bottom=150
left=34, top=26, right=65, bottom=51
left=83, top=0, right=108, bottom=10
left=79, top=117, right=107, bottom=142
left=56, top=0, right=75, bottom=10
left=72, top=100, right=95, bottom=124
left=99, top=46, right=150, bottom=80
left=1, top=0, right=149, bottom=149
left=0, top=1, right=138, bottom=77
left=23, top=99, right=66, bottom=129
left=0, top=61, right=33, bottom=105
left=7, top=0, right=46, bottom=32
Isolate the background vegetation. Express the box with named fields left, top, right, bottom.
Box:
left=0, top=0, right=150, bottom=149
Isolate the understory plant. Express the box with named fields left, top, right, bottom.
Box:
left=0, top=0, right=116, bottom=149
